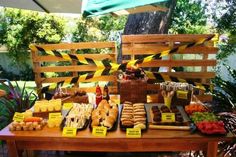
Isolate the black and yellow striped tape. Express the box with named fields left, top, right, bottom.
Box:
left=32, top=34, right=215, bottom=94
left=29, top=45, right=114, bottom=69
left=144, top=71, right=212, bottom=91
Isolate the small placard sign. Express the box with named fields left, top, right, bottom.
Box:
left=92, top=126, right=107, bottom=137
left=126, top=128, right=141, bottom=138
left=49, top=113, right=62, bottom=120
left=162, top=113, right=175, bottom=122
left=176, top=90, right=188, bottom=99
left=63, top=103, right=73, bottom=110
left=13, top=112, right=24, bottom=122
left=62, top=127, right=77, bottom=137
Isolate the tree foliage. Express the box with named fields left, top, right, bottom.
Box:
left=72, top=15, right=127, bottom=42
left=209, top=0, right=236, bottom=60
left=0, top=8, right=66, bottom=79
left=170, top=0, right=210, bottom=34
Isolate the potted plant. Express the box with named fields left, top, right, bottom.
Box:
left=0, top=79, right=37, bottom=130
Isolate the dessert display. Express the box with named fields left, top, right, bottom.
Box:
left=185, top=102, right=208, bottom=115
left=160, top=81, right=193, bottom=106
left=33, top=99, right=62, bottom=113
left=63, top=90, right=89, bottom=104
left=151, top=105, right=184, bottom=124
left=64, top=103, right=93, bottom=129
left=47, top=113, right=63, bottom=128
left=120, top=102, right=147, bottom=130
left=120, top=67, right=145, bottom=80
left=53, top=87, right=70, bottom=99
left=119, top=68, right=147, bottom=103
left=91, top=100, right=118, bottom=130
left=9, top=117, right=46, bottom=131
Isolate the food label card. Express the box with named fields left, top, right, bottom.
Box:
left=13, top=112, right=24, bottom=122
left=162, top=113, right=175, bottom=122
left=126, top=128, right=141, bottom=138
left=92, top=126, right=107, bottom=137
left=176, top=90, right=188, bottom=99
left=62, top=127, right=77, bottom=137
left=49, top=112, right=62, bottom=120
left=63, top=103, right=73, bottom=110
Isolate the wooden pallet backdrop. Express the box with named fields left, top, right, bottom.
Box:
left=122, top=34, right=218, bottom=102
left=31, top=42, right=117, bottom=98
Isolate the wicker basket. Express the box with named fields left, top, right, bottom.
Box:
left=120, top=80, right=147, bottom=103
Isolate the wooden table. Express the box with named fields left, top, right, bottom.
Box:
left=0, top=124, right=234, bottom=157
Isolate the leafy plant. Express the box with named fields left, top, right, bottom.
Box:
left=0, top=79, right=37, bottom=130
left=211, top=65, right=236, bottom=157
left=211, top=65, right=236, bottom=112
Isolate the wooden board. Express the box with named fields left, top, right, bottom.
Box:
left=31, top=42, right=117, bottom=98
left=121, top=34, right=218, bottom=102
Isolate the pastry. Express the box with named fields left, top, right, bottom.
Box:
left=91, top=100, right=118, bottom=129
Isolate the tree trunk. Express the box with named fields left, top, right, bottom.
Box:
left=123, top=0, right=176, bottom=34
left=118, top=0, right=176, bottom=67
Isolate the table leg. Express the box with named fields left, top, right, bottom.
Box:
left=6, top=140, right=19, bottom=157
left=207, top=142, right=218, bottom=157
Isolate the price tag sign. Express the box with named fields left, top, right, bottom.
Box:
left=176, top=90, right=188, bottom=99
left=162, top=113, right=175, bottom=122
left=92, top=126, right=107, bottom=137
left=126, top=128, right=141, bottom=138
left=49, top=112, right=62, bottom=120
left=13, top=112, right=24, bottom=122
left=63, top=103, right=73, bottom=110
left=62, top=127, right=77, bottom=137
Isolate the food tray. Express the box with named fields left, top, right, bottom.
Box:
left=119, top=104, right=148, bottom=131
left=33, top=111, right=61, bottom=119
left=89, top=113, right=119, bottom=132
left=60, top=108, right=92, bottom=131
left=148, top=104, right=190, bottom=126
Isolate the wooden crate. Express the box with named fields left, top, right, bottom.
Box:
left=31, top=42, right=117, bottom=98
left=122, top=34, right=218, bottom=102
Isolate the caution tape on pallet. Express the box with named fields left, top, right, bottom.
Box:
left=144, top=71, right=212, bottom=91
left=32, top=34, right=216, bottom=94
left=29, top=45, right=114, bottom=69
left=39, top=67, right=116, bottom=94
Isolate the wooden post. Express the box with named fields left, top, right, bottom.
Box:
left=31, top=49, right=43, bottom=99
left=207, top=142, right=218, bottom=157
left=168, top=42, right=174, bottom=72
left=71, top=49, right=79, bottom=88
left=7, top=140, right=19, bottom=157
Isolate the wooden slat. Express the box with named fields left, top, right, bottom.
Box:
left=32, top=42, right=115, bottom=50
left=33, top=54, right=116, bottom=62
left=136, top=60, right=216, bottom=67
left=40, top=76, right=117, bottom=83
left=122, top=44, right=218, bottom=55
left=160, top=72, right=215, bottom=79
left=122, top=34, right=215, bottom=43
left=56, top=86, right=118, bottom=94
left=35, top=65, right=101, bottom=72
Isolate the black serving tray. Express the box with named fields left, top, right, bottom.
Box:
left=89, top=112, right=119, bottom=132
left=60, top=108, right=91, bottom=131
left=119, top=104, right=148, bottom=131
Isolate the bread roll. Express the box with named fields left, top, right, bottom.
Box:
left=91, top=118, right=100, bottom=127
left=103, top=116, right=113, bottom=129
